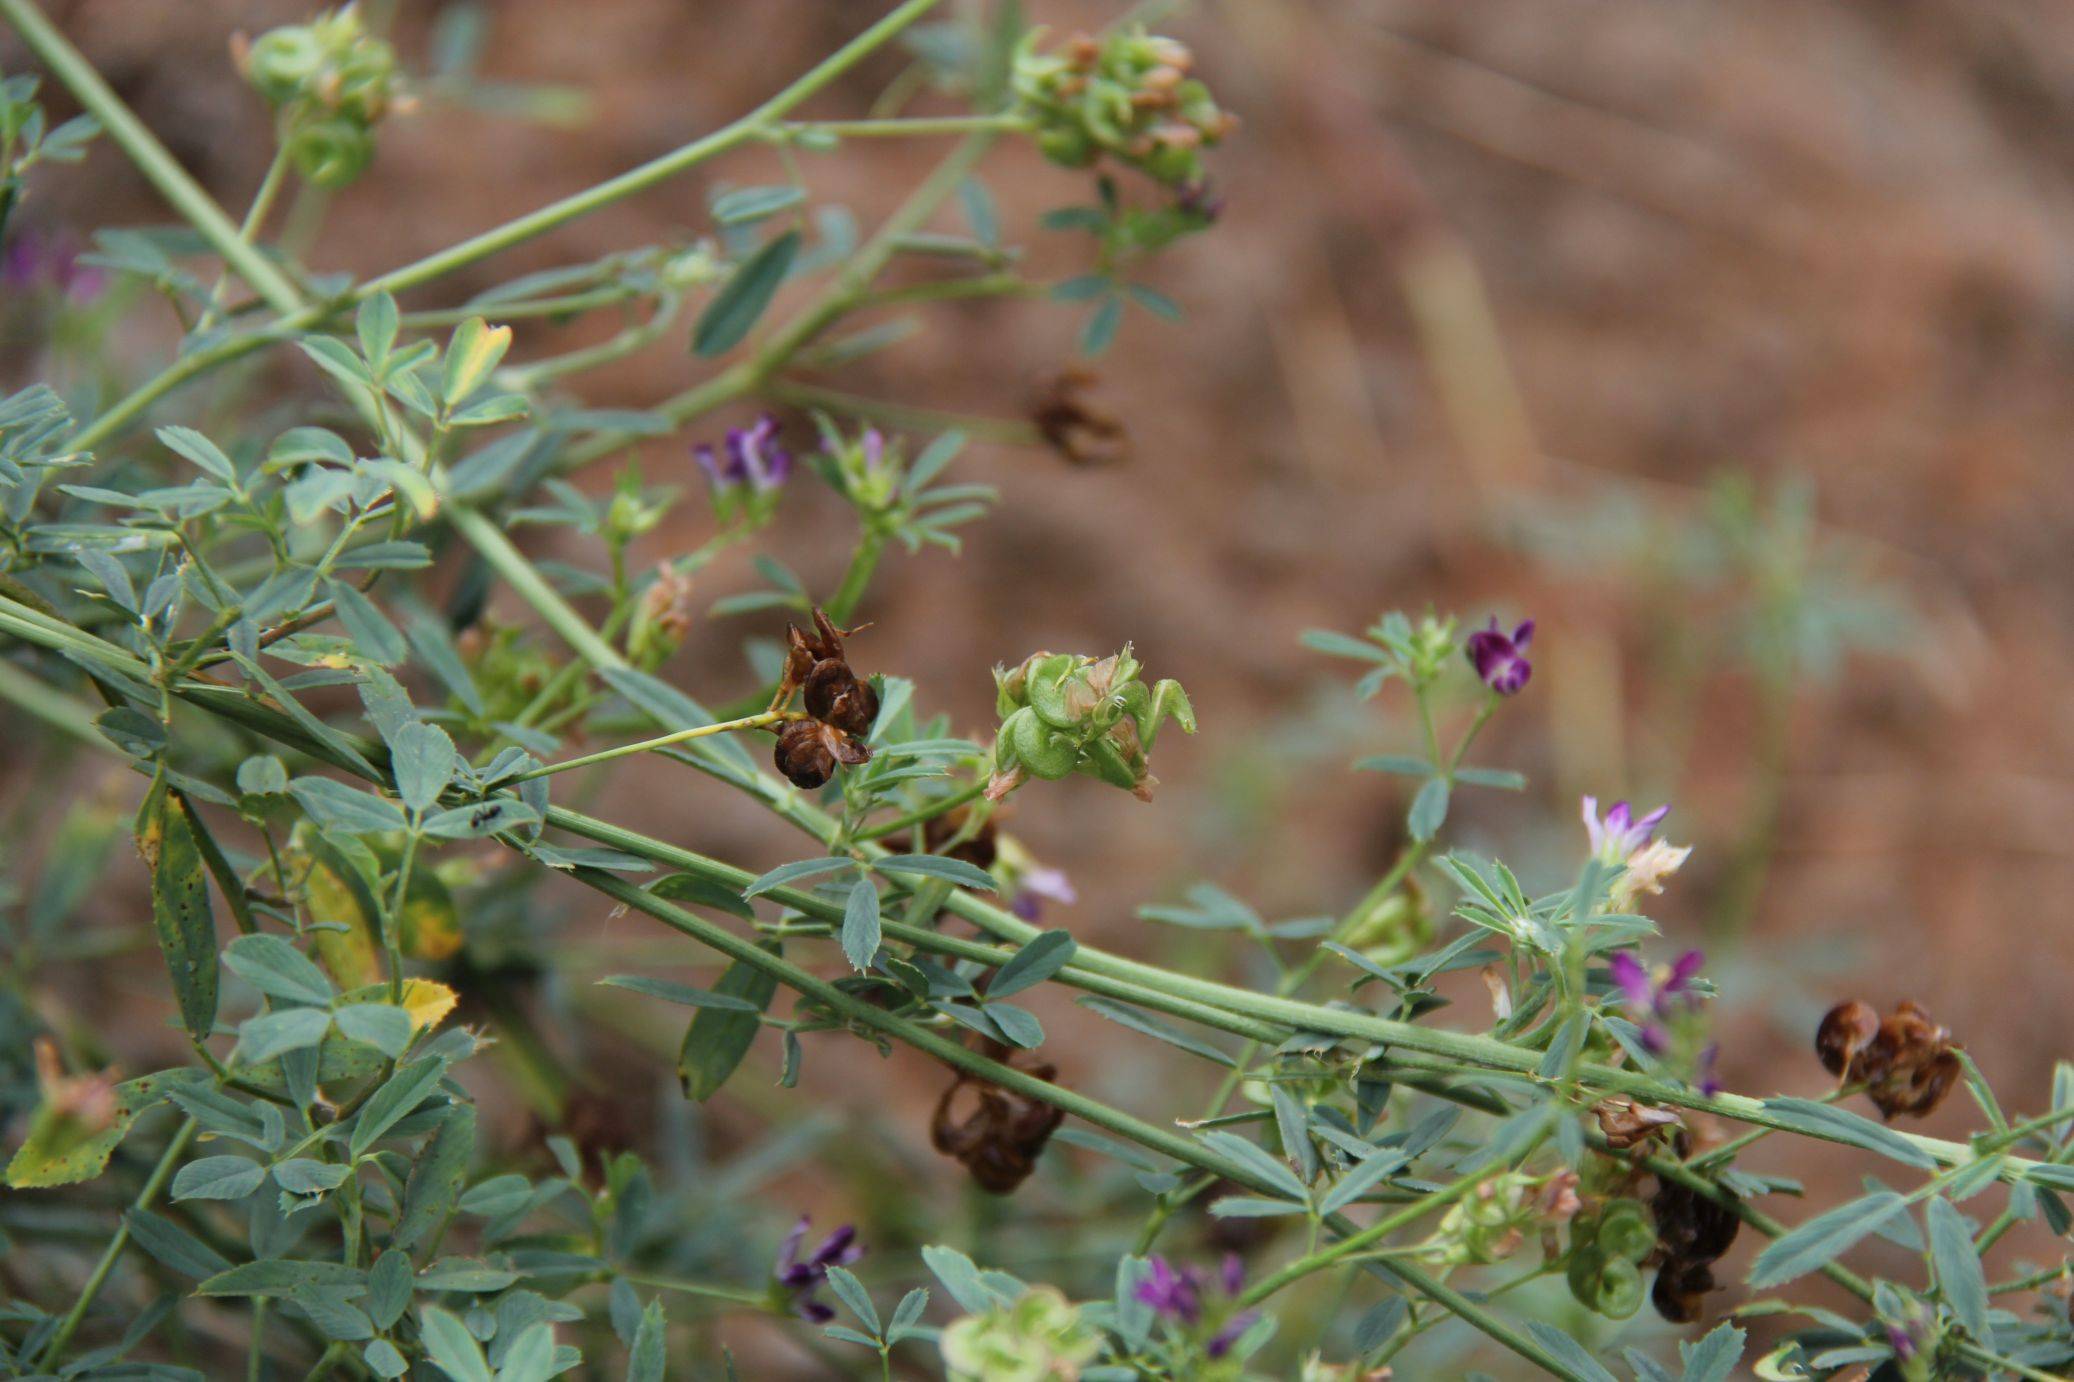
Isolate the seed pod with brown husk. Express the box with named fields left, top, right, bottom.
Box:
left=1645, top=1148, right=1741, bottom=1324
left=1031, top=368, right=1130, bottom=467
left=772, top=719, right=870, bottom=790
left=931, top=1043, right=1067, bottom=1194
left=773, top=607, right=880, bottom=739
left=1815, top=998, right=1962, bottom=1120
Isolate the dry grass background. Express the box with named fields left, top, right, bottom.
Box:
left=7, top=0, right=2074, bottom=1372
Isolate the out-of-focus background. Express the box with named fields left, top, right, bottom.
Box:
left=6, top=0, right=2073, bottom=1373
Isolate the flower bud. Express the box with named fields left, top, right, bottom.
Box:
left=1011, top=27, right=1234, bottom=187
left=940, top=1286, right=1100, bottom=1382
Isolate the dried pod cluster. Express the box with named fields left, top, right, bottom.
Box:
left=769, top=609, right=880, bottom=789
left=1647, top=1172, right=1741, bottom=1323
left=1816, top=999, right=1962, bottom=1120
left=1031, top=369, right=1130, bottom=467
left=931, top=1047, right=1067, bottom=1194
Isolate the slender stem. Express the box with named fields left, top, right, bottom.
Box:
left=510, top=711, right=793, bottom=782
left=1236, top=1167, right=1492, bottom=1309
left=779, top=113, right=1030, bottom=141
left=856, top=779, right=988, bottom=842
left=359, top=0, right=946, bottom=301
left=34, top=1117, right=198, bottom=1368
left=766, top=379, right=1043, bottom=446
left=195, top=144, right=293, bottom=333
left=613, top=1273, right=773, bottom=1308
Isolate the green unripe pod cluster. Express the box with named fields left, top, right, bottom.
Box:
left=988, top=649, right=1194, bottom=802
left=237, top=6, right=400, bottom=190
left=1009, top=26, right=1235, bottom=188
left=1566, top=1198, right=1657, bottom=1319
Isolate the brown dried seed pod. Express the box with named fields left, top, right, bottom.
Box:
left=773, top=720, right=834, bottom=789
left=1646, top=1168, right=1741, bottom=1324
left=930, top=1056, right=1066, bottom=1195
left=1816, top=999, right=1880, bottom=1077
left=1031, top=368, right=1130, bottom=468
left=1593, top=1097, right=1683, bottom=1151
left=803, top=658, right=879, bottom=738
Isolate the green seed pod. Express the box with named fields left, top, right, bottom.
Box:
left=1027, top=654, right=1088, bottom=729
left=288, top=117, right=373, bottom=189
left=1083, top=733, right=1141, bottom=792
left=326, top=39, right=399, bottom=124
left=1035, top=125, right=1096, bottom=169
left=1596, top=1198, right=1657, bottom=1263
left=1009, top=707, right=1079, bottom=780
left=1594, top=1256, right=1644, bottom=1320
left=1566, top=1245, right=1606, bottom=1307
left=243, top=26, right=326, bottom=106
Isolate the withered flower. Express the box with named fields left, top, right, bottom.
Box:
left=1816, top=999, right=1962, bottom=1121
left=931, top=1045, right=1066, bottom=1194
left=1593, top=1097, right=1683, bottom=1151
left=1647, top=1167, right=1741, bottom=1324
left=1031, top=368, right=1130, bottom=467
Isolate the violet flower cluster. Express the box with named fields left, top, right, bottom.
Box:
left=1136, top=1254, right=1258, bottom=1359
left=772, top=1216, right=862, bottom=1322
left=694, top=413, right=792, bottom=526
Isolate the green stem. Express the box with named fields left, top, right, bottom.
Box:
left=358, top=0, right=946, bottom=302
left=855, top=779, right=988, bottom=842
left=1235, top=1167, right=1491, bottom=1309
left=824, top=526, right=886, bottom=625
left=195, top=144, right=293, bottom=333
left=766, top=378, right=1043, bottom=446
left=33, top=1117, right=198, bottom=1368
left=779, top=113, right=1030, bottom=141
left=510, top=711, right=792, bottom=782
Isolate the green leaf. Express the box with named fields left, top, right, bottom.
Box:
left=1522, top=1323, right=1621, bottom=1382
left=140, top=784, right=219, bottom=1041
left=1678, top=1323, right=1746, bottom=1382
left=125, top=1207, right=231, bottom=1278
left=742, top=856, right=854, bottom=898
left=156, top=425, right=236, bottom=483
left=1078, top=997, right=1235, bottom=1067
left=171, top=1155, right=267, bottom=1202
left=418, top=1305, right=492, bottom=1382
left=627, top=1299, right=667, bottom=1382
left=650, top=872, right=755, bottom=920
left=823, top=1264, right=880, bottom=1334
left=334, top=1003, right=414, bottom=1057
left=1925, top=1196, right=1991, bottom=1344
left=389, top=719, right=457, bottom=816
left=1319, top=1146, right=1413, bottom=1216
left=198, top=1258, right=367, bottom=1296
left=841, top=878, right=881, bottom=971
left=921, top=1244, right=996, bottom=1313
left=289, top=776, right=408, bottom=835
left=364, top=1340, right=408, bottom=1379
left=1195, top=1129, right=1309, bottom=1202
left=395, top=1104, right=475, bottom=1251
left=875, top=853, right=998, bottom=892
left=240, top=1007, right=333, bottom=1062
left=693, top=229, right=800, bottom=356
left=986, top=929, right=1077, bottom=999
left=223, top=934, right=334, bottom=1006
left=440, top=317, right=511, bottom=406
left=1407, top=776, right=1451, bottom=842
left=366, top=1249, right=413, bottom=1331
left=1759, top=1097, right=1937, bottom=1170
left=348, top=1056, right=446, bottom=1159
left=273, top=1157, right=352, bottom=1194
left=1079, top=295, right=1122, bottom=355
left=679, top=946, right=778, bottom=1101
left=712, top=184, right=807, bottom=225
left=597, top=976, right=758, bottom=1010
left=358, top=292, right=400, bottom=365
left=328, top=580, right=408, bottom=666
left=1747, top=1191, right=1908, bottom=1288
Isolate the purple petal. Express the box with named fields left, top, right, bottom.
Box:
left=1510, top=620, right=1535, bottom=651
left=809, top=1224, right=859, bottom=1268
left=1219, top=1253, right=1245, bottom=1297
left=1608, top=952, right=1653, bottom=1011
left=1664, top=949, right=1706, bottom=993
left=774, top=1216, right=809, bottom=1276
left=1207, top=1311, right=1260, bottom=1358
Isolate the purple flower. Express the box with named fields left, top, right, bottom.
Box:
left=773, top=1216, right=862, bottom=1322
left=694, top=414, right=792, bottom=495
left=1582, top=797, right=1669, bottom=863
left=1009, top=865, right=1077, bottom=921
left=860, top=427, right=887, bottom=474
left=1609, top=949, right=1705, bottom=1054
left=1134, top=1256, right=1202, bottom=1324
left=1136, top=1254, right=1255, bottom=1356
left=1206, top=1310, right=1260, bottom=1359
left=2, top=227, right=103, bottom=301
left=1465, top=618, right=1534, bottom=696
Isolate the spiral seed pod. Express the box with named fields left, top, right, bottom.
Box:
left=1815, top=998, right=1962, bottom=1120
